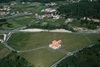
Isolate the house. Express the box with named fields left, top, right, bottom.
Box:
left=22, top=2, right=25, bottom=4
left=92, top=19, right=100, bottom=22
left=3, top=5, right=11, bottom=11
left=41, top=8, right=56, bottom=13
left=45, top=2, right=56, bottom=6
left=53, top=15, right=60, bottom=19
left=81, top=17, right=100, bottom=22
left=0, top=12, right=6, bottom=16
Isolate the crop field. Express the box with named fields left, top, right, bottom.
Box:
left=7, top=32, right=100, bottom=67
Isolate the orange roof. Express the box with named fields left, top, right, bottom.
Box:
left=57, top=40, right=62, bottom=43
left=50, top=40, right=62, bottom=47
left=50, top=43, right=59, bottom=47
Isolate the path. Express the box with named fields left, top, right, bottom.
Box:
left=0, top=27, right=100, bottom=67
left=51, top=48, right=82, bottom=67
left=1, top=27, right=100, bottom=53
left=0, top=13, right=32, bottom=20
left=2, top=32, right=46, bottom=52
left=17, top=46, right=46, bottom=53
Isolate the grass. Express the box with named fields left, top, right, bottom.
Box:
left=7, top=19, right=23, bottom=29
left=7, top=32, right=100, bottom=67
left=0, top=2, right=66, bottom=30
left=0, top=44, right=5, bottom=51
left=7, top=32, right=100, bottom=51
left=7, top=33, right=31, bottom=50
left=85, top=34, right=100, bottom=44
left=0, top=44, right=10, bottom=58
left=0, top=35, right=3, bottom=39
left=0, top=15, right=34, bottom=30
left=18, top=49, right=65, bottom=67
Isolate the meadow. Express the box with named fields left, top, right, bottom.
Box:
left=0, top=35, right=3, bottom=39
left=7, top=32, right=100, bottom=67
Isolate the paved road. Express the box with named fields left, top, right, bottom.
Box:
left=51, top=45, right=93, bottom=67
left=2, top=31, right=46, bottom=52
left=0, top=28, right=100, bottom=34
left=0, top=26, right=26, bottom=33
left=1, top=28, right=100, bottom=67
left=0, top=13, right=32, bottom=20
left=17, top=46, right=46, bottom=53
left=2, top=41, right=46, bottom=52
left=1, top=28, right=100, bottom=52
left=2, top=42, right=16, bottom=51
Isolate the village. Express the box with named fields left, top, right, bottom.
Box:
left=0, top=0, right=100, bottom=67
left=0, top=0, right=100, bottom=31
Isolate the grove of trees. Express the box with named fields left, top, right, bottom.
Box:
left=27, top=22, right=74, bottom=31
left=0, top=0, right=66, bottom=3
left=57, top=1, right=100, bottom=19
left=70, top=18, right=100, bottom=30
left=0, top=19, right=13, bottom=30
left=0, top=52, right=34, bottom=67
left=57, top=42, right=100, bottom=67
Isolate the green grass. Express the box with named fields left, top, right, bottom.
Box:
left=7, top=32, right=100, bottom=67
left=0, top=15, right=35, bottom=30
left=7, top=32, right=100, bottom=51
left=7, top=33, right=31, bottom=50
left=85, top=34, right=100, bottom=44
left=0, top=44, right=5, bottom=51
left=0, top=44, right=10, bottom=58
left=0, top=35, right=3, bottom=39
left=0, top=2, right=66, bottom=30
left=18, top=49, right=65, bottom=67
left=8, top=19, right=23, bottom=29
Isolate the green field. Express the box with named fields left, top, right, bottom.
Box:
left=0, top=44, right=5, bottom=51
left=0, top=2, right=66, bottom=30
left=0, top=44, right=10, bottom=58
left=7, top=32, right=100, bottom=67
left=0, top=35, right=3, bottom=39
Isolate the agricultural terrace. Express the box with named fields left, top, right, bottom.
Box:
left=7, top=32, right=100, bottom=67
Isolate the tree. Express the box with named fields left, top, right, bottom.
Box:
left=57, top=2, right=100, bottom=19
left=0, top=55, right=34, bottom=67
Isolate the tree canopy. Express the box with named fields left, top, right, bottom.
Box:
left=57, top=2, right=100, bottom=19
left=0, top=54, right=34, bottom=67
left=0, top=0, right=66, bottom=3
left=57, top=43, right=100, bottom=67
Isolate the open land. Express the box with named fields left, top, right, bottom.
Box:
left=7, top=32, right=100, bottom=67
left=0, top=43, right=10, bottom=58
left=0, top=1, right=100, bottom=67
left=0, top=35, right=4, bottom=39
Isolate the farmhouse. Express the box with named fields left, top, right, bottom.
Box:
left=49, top=40, right=62, bottom=49
left=41, top=8, right=56, bottom=13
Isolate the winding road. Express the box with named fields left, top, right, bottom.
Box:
left=0, top=27, right=100, bottom=67
left=1, top=28, right=100, bottom=52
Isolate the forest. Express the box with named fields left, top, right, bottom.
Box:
left=57, top=1, right=100, bottom=19
left=57, top=42, right=100, bottom=67
left=0, top=0, right=65, bottom=3
left=0, top=52, right=34, bottom=67
left=70, top=18, right=100, bottom=30
left=27, top=22, right=74, bottom=31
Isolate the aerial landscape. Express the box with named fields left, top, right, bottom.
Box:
left=0, top=0, right=100, bottom=67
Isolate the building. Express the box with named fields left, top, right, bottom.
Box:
left=49, top=40, right=62, bottom=49
left=41, top=8, right=56, bottom=13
